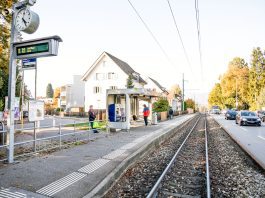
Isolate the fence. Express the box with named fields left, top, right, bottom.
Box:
left=0, top=119, right=106, bottom=162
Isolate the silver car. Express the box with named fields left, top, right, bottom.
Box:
left=235, top=111, right=261, bottom=126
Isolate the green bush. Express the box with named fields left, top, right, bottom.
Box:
left=153, top=98, right=169, bottom=112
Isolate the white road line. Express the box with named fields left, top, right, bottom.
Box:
left=78, top=159, right=110, bottom=174
left=258, top=135, right=265, bottom=141
left=240, top=127, right=247, bottom=131
left=36, top=172, right=86, bottom=196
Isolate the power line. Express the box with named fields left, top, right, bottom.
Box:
left=127, top=0, right=173, bottom=65
left=195, top=0, right=203, bottom=80
left=166, top=0, right=193, bottom=75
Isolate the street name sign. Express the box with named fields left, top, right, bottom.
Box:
left=13, top=35, right=62, bottom=59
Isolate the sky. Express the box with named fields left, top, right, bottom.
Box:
left=21, top=0, right=265, bottom=105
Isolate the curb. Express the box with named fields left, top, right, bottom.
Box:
left=211, top=116, right=265, bottom=170
left=84, top=114, right=196, bottom=197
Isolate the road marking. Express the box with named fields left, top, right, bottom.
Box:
left=78, top=159, right=110, bottom=174
left=36, top=172, right=86, bottom=197
left=0, top=188, right=26, bottom=198
left=258, top=135, right=265, bottom=141
left=240, top=127, right=247, bottom=131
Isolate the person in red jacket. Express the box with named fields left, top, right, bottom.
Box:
left=143, top=104, right=150, bottom=126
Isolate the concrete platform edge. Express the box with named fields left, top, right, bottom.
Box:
left=211, top=116, right=265, bottom=170
left=84, top=115, right=196, bottom=198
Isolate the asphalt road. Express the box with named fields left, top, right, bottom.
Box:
left=15, top=116, right=89, bottom=130
left=212, top=114, right=265, bottom=169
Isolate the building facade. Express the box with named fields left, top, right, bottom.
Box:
left=82, top=52, right=146, bottom=112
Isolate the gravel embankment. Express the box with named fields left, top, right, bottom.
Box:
left=208, top=116, right=265, bottom=197
left=157, top=116, right=206, bottom=197
left=104, top=115, right=200, bottom=197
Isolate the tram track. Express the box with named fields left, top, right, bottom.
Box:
left=147, top=115, right=209, bottom=198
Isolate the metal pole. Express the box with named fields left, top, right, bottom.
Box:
left=21, top=70, right=24, bottom=131
left=182, top=73, right=185, bottom=111
left=7, top=6, right=18, bottom=163
left=59, top=123, right=62, bottom=149
left=236, top=79, right=238, bottom=110
left=33, top=62, right=37, bottom=152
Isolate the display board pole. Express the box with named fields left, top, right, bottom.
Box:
left=33, top=62, right=37, bottom=152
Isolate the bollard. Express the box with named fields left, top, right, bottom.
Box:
left=53, top=115, right=55, bottom=127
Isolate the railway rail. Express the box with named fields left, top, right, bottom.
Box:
left=147, top=114, right=210, bottom=198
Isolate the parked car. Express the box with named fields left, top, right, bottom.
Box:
left=235, top=111, right=261, bottom=126
left=225, top=110, right=237, bottom=120
left=257, top=110, right=265, bottom=122
left=211, top=108, right=221, bottom=114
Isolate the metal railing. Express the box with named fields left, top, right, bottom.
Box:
left=0, top=119, right=106, bottom=162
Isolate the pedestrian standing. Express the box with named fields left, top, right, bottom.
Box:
left=143, top=104, right=150, bottom=126
left=88, top=105, right=98, bottom=133
left=169, top=107, right=173, bottom=119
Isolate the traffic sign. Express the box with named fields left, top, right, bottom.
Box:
left=22, top=58, right=36, bottom=70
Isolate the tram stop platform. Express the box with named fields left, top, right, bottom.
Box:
left=0, top=114, right=195, bottom=198
left=212, top=115, right=265, bottom=170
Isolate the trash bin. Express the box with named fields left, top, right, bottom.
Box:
left=152, top=112, right=157, bottom=125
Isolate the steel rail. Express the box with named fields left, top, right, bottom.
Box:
left=146, top=115, right=201, bottom=198
left=205, top=114, right=211, bottom=198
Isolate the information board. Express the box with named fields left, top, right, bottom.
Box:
left=17, top=42, right=49, bottom=56
left=28, top=100, right=44, bottom=121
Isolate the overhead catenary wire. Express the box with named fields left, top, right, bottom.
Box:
left=127, top=0, right=174, bottom=67
left=166, top=0, right=193, bottom=76
left=195, top=0, right=203, bottom=81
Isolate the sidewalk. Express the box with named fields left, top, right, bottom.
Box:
left=0, top=114, right=195, bottom=198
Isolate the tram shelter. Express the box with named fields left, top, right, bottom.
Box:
left=106, top=88, right=159, bottom=131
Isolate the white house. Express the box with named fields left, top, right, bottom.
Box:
left=59, top=75, right=85, bottom=110
left=144, top=77, right=169, bottom=97
left=81, top=52, right=147, bottom=111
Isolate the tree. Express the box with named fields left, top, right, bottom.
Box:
left=220, top=57, right=249, bottom=109
left=248, top=47, right=265, bottom=110
left=208, top=83, right=224, bottom=109
left=126, top=74, right=134, bottom=88
left=153, top=98, right=169, bottom=112
left=52, top=87, right=61, bottom=108
left=185, top=98, right=195, bottom=110
left=46, top=83, right=54, bottom=98
left=257, top=87, right=265, bottom=109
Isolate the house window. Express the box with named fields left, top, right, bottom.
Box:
left=96, top=73, right=105, bottom=80
left=110, top=86, right=117, bottom=90
left=94, top=86, right=101, bottom=93
left=108, top=72, right=115, bottom=79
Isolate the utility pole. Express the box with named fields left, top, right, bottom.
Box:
left=182, top=73, right=185, bottom=111
left=236, top=79, right=238, bottom=110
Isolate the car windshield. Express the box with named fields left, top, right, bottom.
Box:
left=229, top=110, right=236, bottom=115
left=241, top=112, right=256, bottom=116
